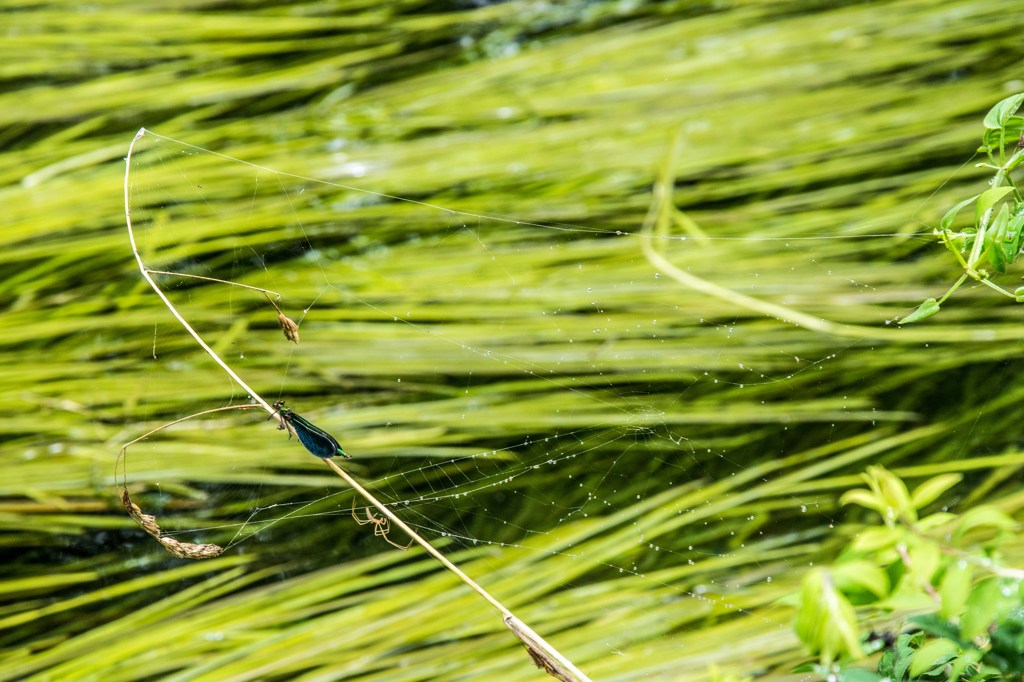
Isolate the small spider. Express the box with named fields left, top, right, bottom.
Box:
left=351, top=499, right=413, bottom=550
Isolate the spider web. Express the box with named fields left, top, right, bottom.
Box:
left=119, top=127, right=964, bottom=674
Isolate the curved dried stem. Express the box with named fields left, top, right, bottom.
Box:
left=122, top=128, right=590, bottom=682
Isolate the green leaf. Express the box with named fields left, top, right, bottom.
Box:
left=955, top=506, right=1018, bottom=540
left=940, top=195, right=980, bottom=231
left=961, top=577, right=1018, bottom=640
left=833, top=560, right=890, bottom=599
left=987, top=204, right=1011, bottom=272
left=909, top=638, right=959, bottom=677
left=870, top=466, right=914, bottom=522
left=881, top=631, right=925, bottom=682
left=841, top=488, right=886, bottom=514
left=946, top=654, right=974, bottom=682
left=988, top=240, right=1007, bottom=274
left=880, top=582, right=938, bottom=612
left=939, top=559, right=972, bottom=621
left=900, top=298, right=940, bottom=324
left=795, top=568, right=864, bottom=663
left=1008, top=211, right=1024, bottom=260
left=982, top=117, right=1024, bottom=152
left=917, top=512, right=957, bottom=532
left=983, top=93, right=1024, bottom=130
left=909, top=473, right=962, bottom=511
left=906, top=540, right=941, bottom=589
left=849, top=526, right=902, bottom=554
left=976, top=186, right=1014, bottom=222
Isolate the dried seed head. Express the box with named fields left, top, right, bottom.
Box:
left=121, top=489, right=224, bottom=560
left=122, top=490, right=161, bottom=535
left=278, top=312, right=300, bottom=344
left=160, top=536, right=225, bottom=560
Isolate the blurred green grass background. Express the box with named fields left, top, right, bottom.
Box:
left=3, top=1, right=1024, bottom=680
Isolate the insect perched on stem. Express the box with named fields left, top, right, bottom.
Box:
left=273, top=401, right=350, bottom=460
left=351, top=498, right=413, bottom=550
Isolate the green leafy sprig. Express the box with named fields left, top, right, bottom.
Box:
left=903, top=93, right=1024, bottom=323
left=793, top=466, right=1022, bottom=682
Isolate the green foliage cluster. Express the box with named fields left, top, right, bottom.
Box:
left=794, top=466, right=1022, bottom=681
left=904, top=93, right=1024, bottom=323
